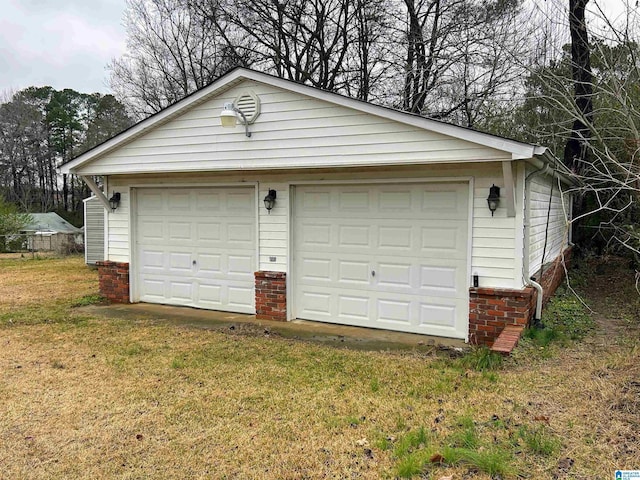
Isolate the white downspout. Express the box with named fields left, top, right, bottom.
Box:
left=528, top=279, right=544, bottom=323
left=523, top=163, right=553, bottom=322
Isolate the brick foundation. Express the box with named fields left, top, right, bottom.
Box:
left=469, top=247, right=572, bottom=346
left=96, top=261, right=130, bottom=303
left=469, top=286, right=536, bottom=346
left=535, top=247, right=573, bottom=307
left=255, top=271, right=286, bottom=321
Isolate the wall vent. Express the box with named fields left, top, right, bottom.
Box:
left=234, top=91, right=260, bottom=124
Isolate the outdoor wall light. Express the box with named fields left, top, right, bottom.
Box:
left=263, top=189, right=277, bottom=213
left=108, top=192, right=121, bottom=212
left=487, top=184, right=500, bottom=216
left=220, top=102, right=251, bottom=137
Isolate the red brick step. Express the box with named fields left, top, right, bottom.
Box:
left=490, top=325, right=525, bottom=355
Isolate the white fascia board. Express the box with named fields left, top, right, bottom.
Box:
left=61, top=68, right=542, bottom=174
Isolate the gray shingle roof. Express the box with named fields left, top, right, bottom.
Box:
left=22, top=213, right=82, bottom=234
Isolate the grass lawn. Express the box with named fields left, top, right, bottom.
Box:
left=0, top=255, right=638, bottom=479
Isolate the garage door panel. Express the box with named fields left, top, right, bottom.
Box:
left=197, top=253, right=221, bottom=273
left=300, top=258, right=332, bottom=281
left=420, top=266, right=457, bottom=293
left=227, top=191, right=254, bottom=211
left=227, top=223, right=254, bottom=244
left=198, top=283, right=222, bottom=304
left=136, top=187, right=256, bottom=313
left=379, top=191, right=412, bottom=211
left=420, top=225, right=465, bottom=253
left=196, top=223, right=222, bottom=242
left=138, top=192, right=163, bottom=210
left=338, top=295, right=370, bottom=320
left=379, top=226, right=412, bottom=249
left=338, top=260, right=369, bottom=284
left=140, top=249, right=164, bottom=269
left=338, top=190, right=371, bottom=210
left=300, top=223, right=331, bottom=245
left=139, top=221, right=164, bottom=241
left=376, top=263, right=413, bottom=288
left=168, top=222, right=192, bottom=241
left=301, top=190, right=331, bottom=210
left=377, top=299, right=412, bottom=325
left=228, top=286, right=254, bottom=309
left=227, top=255, right=254, bottom=276
left=419, top=303, right=457, bottom=328
left=299, top=291, right=332, bottom=317
left=421, top=190, right=463, bottom=213
left=169, top=281, right=193, bottom=302
left=142, top=279, right=165, bottom=298
left=195, top=192, right=221, bottom=211
left=168, top=192, right=190, bottom=211
left=294, top=182, right=469, bottom=339
left=338, top=225, right=371, bottom=247
left=169, top=252, right=192, bottom=271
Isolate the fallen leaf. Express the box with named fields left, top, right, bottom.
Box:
left=557, top=457, right=574, bottom=471
left=430, top=453, right=444, bottom=463
left=356, top=438, right=369, bottom=447
left=534, top=415, right=550, bottom=423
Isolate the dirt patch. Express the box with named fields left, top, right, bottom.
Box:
left=574, top=256, right=640, bottom=331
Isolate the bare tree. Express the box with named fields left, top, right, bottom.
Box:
left=214, top=0, right=354, bottom=91
left=488, top=0, right=640, bottom=256
left=109, top=0, right=249, bottom=118
left=564, top=0, right=594, bottom=173
left=111, top=0, right=530, bottom=126
left=398, top=0, right=529, bottom=126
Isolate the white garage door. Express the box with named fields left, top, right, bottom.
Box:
left=135, top=187, right=256, bottom=313
left=293, top=182, right=469, bottom=338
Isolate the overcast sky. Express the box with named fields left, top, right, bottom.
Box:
left=0, top=0, right=127, bottom=96
left=0, top=0, right=632, bottom=99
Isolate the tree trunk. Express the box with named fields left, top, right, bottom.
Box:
left=563, top=0, right=593, bottom=174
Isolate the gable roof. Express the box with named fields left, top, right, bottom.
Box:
left=59, top=67, right=556, bottom=175
left=22, top=213, right=82, bottom=234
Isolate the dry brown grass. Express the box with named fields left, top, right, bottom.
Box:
left=0, top=255, right=97, bottom=315
left=0, top=256, right=638, bottom=479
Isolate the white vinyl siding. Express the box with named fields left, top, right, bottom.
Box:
left=528, top=173, right=570, bottom=277
left=258, top=183, right=288, bottom=272
left=83, top=196, right=105, bottom=264
left=75, top=80, right=510, bottom=176
left=103, top=161, right=522, bottom=289
left=471, top=166, right=520, bottom=289
left=105, top=179, right=130, bottom=263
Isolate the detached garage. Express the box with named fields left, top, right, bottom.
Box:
left=60, top=68, right=574, bottom=346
